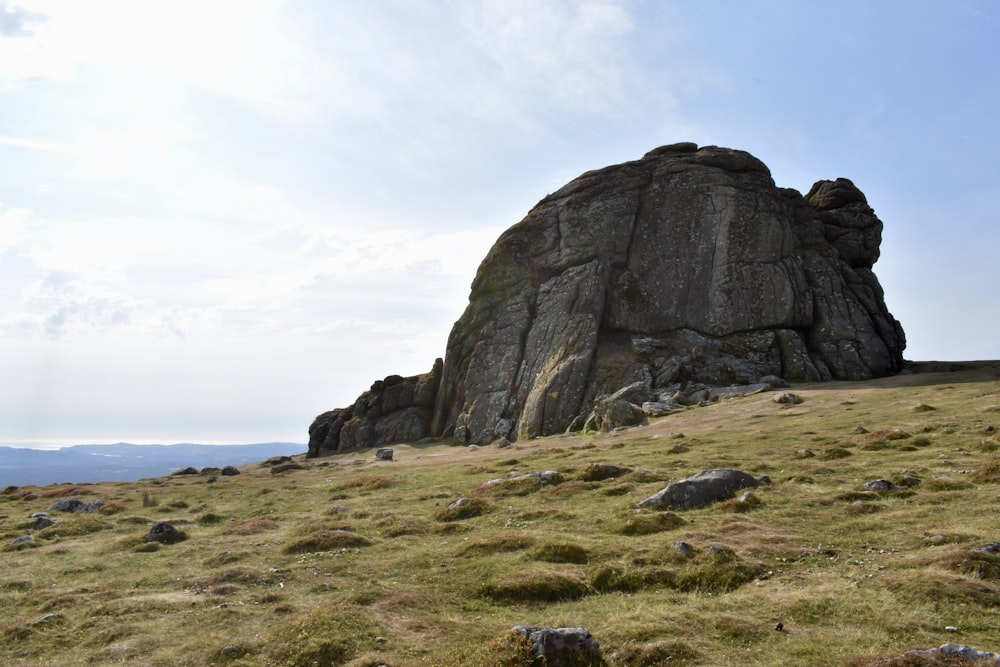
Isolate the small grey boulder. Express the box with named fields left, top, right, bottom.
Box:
left=513, top=626, right=603, bottom=667
left=638, top=468, right=770, bottom=510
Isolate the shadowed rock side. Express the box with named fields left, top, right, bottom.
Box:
left=308, top=360, right=442, bottom=458
left=309, top=143, right=905, bottom=455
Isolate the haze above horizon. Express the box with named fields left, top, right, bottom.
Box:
left=2, top=1, right=998, bottom=446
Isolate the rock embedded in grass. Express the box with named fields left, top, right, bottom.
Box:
left=637, top=468, right=770, bottom=509
left=512, top=625, right=603, bottom=667
left=48, top=498, right=104, bottom=513
left=146, top=521, right=186, bottom=544
left=864, top=479, right=906, bottom=492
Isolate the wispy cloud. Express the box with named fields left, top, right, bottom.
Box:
left=0, top=1, right=45, bottom=37
left=0, top=134, right=80, bottom=153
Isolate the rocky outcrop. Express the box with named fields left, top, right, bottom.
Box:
left=307, top=360, right=442, bottom=457
left=309, top=143, right=905, bottom=453
left=432, top=143, right=904, bottom=444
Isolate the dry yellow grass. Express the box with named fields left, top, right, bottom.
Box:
left=1, top=361, right=999, bottom=666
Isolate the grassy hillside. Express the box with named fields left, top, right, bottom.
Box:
left=3, top=362, right=1000, bottom=666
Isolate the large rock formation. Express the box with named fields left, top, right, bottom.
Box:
left=308, top=143, right=905, bottom=455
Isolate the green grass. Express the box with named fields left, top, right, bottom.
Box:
left=2, top=361, right=1000, bottom=665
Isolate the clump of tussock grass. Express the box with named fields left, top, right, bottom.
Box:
left=435, top=629, right=541, bottom=667
left=969, top=458, right=1000, bottom=483
left=481, top=566, right=590, bottom=603
left=845, top=652, right=983, bottom=666
left=924, top=477, right=975, bottom=492
left=718, top=492, right=763, bottom=512
left=544, top=480, right=598, bottom=497
left=472, top=475, right=558, bottom=498
left=372, top=512, right=429, bottom=537
left=455, top=533, right=535, bottom=556
left=589, top=564, right=676, bottom=593
left=938, top=547, right=1000, bottom=581
left=283, top=521, right=373, bottom=554
left=864, top=428, right=913, bottom=443
left=846, top=500, right=883, bottom=514
left=331, top=475, right=398, bottom=492
left=221, top=517, right=278, bottom=535
left=609, top=640, right=703, bottom=666
left=819, top=447, right=853, bottom=460
left=885, top=571, right=1000, bottom=608
left=615, top=511, right=686, bottom=536
left=433, top=497, right=490, bottom=521
left=673, top=547, right=764, bottom=593
left=38, top=514, right=112, bottom=537
left=576, top=463, right=629, bottom=482
left=526, top=541, right=589, bottom=564
left=264, top=605, right=383, bottom=667
left=202, top=550, right=247, bottom=567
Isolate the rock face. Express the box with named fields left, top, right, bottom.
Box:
left=308, top=360, right=442, bottom=457
left=432, top=143, right=904, bottom=444
left=309, top=143, right=905, bottom=453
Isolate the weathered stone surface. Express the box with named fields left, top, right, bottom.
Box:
left=48, top=499, right=104, bottom=514
left=307, top=360, right=443, bottom=457
left=512, top=625, right=603, bottom=667
left=432, top=144, right=904, bottom=444
left=146, top=521, right=183, bottom=544
left=310, top=144, right=905, bottom=448
left=637, top=468, right=770, bottom=509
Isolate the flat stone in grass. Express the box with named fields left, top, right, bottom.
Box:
left=637, top=468, right=770, bottom=510
left=48, top=499, right=104, bottom=513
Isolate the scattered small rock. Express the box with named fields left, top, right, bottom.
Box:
left=331, top=505, right=349, bottom=513
left=448, top=498, right=470, bottom=510
left=48, top=499, right=104, bottom=513
left=220, top=466, right=241, bottom=476
left=773, top=392, right=803, bottom=405
left=899, top=644, right=1000, bottom=664
left=673, top=541, right=694, bottom=556
left=32, top=516, right=55, bottom=530
left=863, top=479, right=905, bottom=492
left=146, top=521, right=185, bottom=544
left=171, top=466, right=200, bottom=476
left=375, top=448, right=394, bottom=461
left=512, top=625, right=603, bottom=667
left=853, top=425, right=869, bottom=434
left=496, top=437, right=512, bottom=448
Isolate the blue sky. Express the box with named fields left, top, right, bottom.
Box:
left=1, top=0, right=997, bottom=446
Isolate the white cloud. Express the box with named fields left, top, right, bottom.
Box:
left=0, top=204, right=31, bottom=251
left=0, top=1, right=45, bottom=37
left=460, top=0, right=635, bottom=111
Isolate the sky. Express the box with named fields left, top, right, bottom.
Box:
left=1, top=1, right=998, bottom=447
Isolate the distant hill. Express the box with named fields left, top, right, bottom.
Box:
left=0, top=442, right=305, bottom=487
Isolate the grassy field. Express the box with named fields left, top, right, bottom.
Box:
left=3, top=361, right=1000, bottom=666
